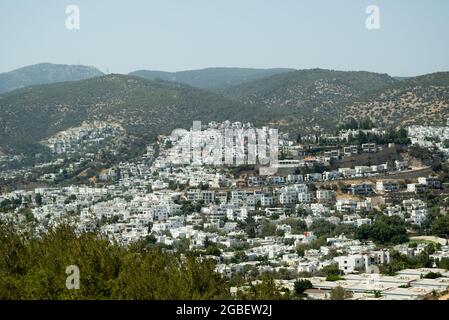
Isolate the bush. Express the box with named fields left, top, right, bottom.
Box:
left=294, top=279, right=313, bottom=295
left=423, top=272, right=443, bottom=279
left=322, top=264, right=342, bottom=277
left=330, top=286, right=353, bottom=300
left=326, top=275, right=344, bottom=282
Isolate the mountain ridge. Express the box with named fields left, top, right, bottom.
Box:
left=221, top=68, right=398, bottom=131
left=0, top=63, right=104, bottom=94
left=129, top=67, right=295, bottom=90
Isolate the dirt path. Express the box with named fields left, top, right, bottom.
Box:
left=439, top=292, right=449, bottom=300
left=410, top=236, right=448, bottom=246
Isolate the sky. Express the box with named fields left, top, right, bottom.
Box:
left=0, top=0, right=448, bottom=76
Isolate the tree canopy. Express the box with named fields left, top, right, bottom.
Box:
left=0, top=223, right=229, bottom=300
left=355, top=216, right=409, bottom=245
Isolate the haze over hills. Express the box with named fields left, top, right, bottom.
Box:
left=129, top=67, right=294, bottom=90
left=0, top=63, right=104, bottom=94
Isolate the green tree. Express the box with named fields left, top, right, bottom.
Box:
left=237, top=273, right=287, bottom=300
left=330, top=286, right=353, bottom=300
left=431, top=215, right=449, bottom=236
left=206, top=244, right=222, bottom=256
left=355, top=216, right=408, bottom=245
left=285, top=217, right=307, bottom=234
left=294, top=279, right=313, bottom=296
left=0, top=223, right=230, bottom=300
left=310, top=219, right=336, bottom=237
left=34, top=193, right=43, bottom=206
left=244, top=215, right=257, bottom=239
left=322, top=264, right=342, bottom=277
left=260, top=221, right=277, bottom=237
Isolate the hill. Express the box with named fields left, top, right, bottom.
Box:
left=2, top=68, right=449, bottom=154
left=0, top=74, right=253, bottom=153
left=129, top=67, right=294, bottom=90
left=222, top=68, right=397, bottom=131
left=342, top=72, right=449, bottom=127
left=0, top=63, right=104, bottom=94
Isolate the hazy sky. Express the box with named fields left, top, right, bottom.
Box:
left=1, top=0, right=448, bottom=76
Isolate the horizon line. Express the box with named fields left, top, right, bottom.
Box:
left=1, top=62, right=448, bottom=79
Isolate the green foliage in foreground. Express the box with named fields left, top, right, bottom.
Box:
left=0, top=224, right=230, bottom=300
left=0, top=224, right=290, bottom=300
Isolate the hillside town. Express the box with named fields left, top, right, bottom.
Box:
left=1, top=120, right=449, bottom=300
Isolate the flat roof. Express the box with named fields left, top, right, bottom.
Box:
left=381, top=287, right=432, bottom=298
left=411, top=278, right=449, bottom=290
left=396, top=268, right=448, bottom=276
left=344, top=274, right=414, bottom=284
